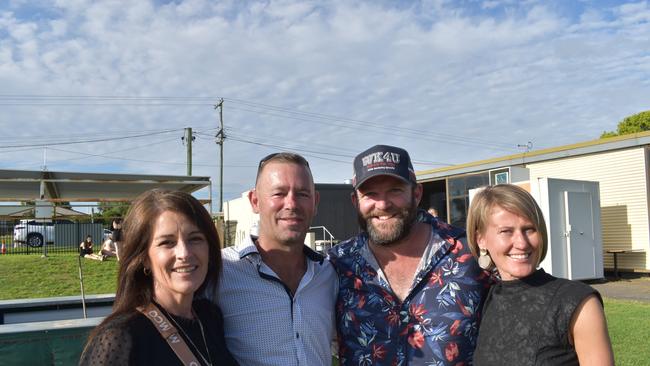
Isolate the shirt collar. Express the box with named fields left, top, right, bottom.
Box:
left=237, top=235, right=325, bottom=264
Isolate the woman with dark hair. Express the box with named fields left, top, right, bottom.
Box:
left=111, top=218, right=123, bottom=261
left=466, top=184, right=613, bottom=365
left=80, top=189, right=238, bottom=365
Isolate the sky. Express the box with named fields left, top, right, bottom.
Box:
left=1, top=0, right=649, bottom=208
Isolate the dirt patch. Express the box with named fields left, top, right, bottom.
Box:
left=586, top=274, right=650, bottom=303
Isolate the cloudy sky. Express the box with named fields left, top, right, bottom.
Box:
left=1, top=0, right=649, bottom=206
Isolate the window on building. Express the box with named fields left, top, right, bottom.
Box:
left=447, top=173, right=489, bottom=228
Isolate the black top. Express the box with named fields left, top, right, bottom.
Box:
left=80, top=299, right=239, bottom=366
left=112, top=228, right=122, bottom=242
left=473, top=269, right=601, bottom=366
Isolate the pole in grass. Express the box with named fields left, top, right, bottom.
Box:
left=77, top=254, right=87, bottom=319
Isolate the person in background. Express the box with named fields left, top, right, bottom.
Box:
left=80, top=189, right=238, bottom=365
left=213, top=152, right=337, bottom=366
left=100, top=233, right=118, bottom=258
left=111, top=218, right=123, bottom=260
left=79, top=235, right=105, bottom=261
left=466, top=184, right=614, bottom=365
left=329, top=144, right=491, bottom=365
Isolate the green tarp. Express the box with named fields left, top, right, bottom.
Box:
left=0, top=326, right=92, bottom=366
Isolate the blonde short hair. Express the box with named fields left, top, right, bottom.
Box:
left=466, top=184, right=548, bottom=266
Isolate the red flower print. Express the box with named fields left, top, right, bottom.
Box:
left=358, top=295, right=366, bottom=308
left=445, top=342, right=459, bottom=361
left=372, top=344, right=387, bottom=360
left=450, top=319, right=461, bottom=335
left=429, top=268, right=443, bottom=286
left=451, top=240, right=463, bottom=253
left=455, top=297, right=472, bottom=316
left=409, top=303, right=427, bottom=322
left=354, top=277, right=362, bottom=290
left=386, top=310, right=400, bottom=326
left=408, top=330, right=425, bottom=349
left=456, top=253, right=473, bottom=263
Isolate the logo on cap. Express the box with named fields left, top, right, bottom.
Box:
left=352, top=145, right=415, bottom=189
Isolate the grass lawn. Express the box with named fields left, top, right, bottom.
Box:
left=1, top=254, right=649, bottom=365
left=0, top=252, right=118, bottom=299
left=604, top=298, right=650, bottom=366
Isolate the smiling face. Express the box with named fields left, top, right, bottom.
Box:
left=146, top=210, right=209, bottom=305
left=477, top=205, right=542, bottom=281
left=249, top=161, right=319, bottom=248
left=354, top=175, right=422, bottom=246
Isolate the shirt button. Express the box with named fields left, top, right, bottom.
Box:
left=296, top=332, right=299, bottom=339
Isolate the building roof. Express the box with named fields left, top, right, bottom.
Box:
left=0, top=205, right=89, bottom=219
left=417, top=131, right=650, bottom=182
left=0, top=169, right=211, bottom=202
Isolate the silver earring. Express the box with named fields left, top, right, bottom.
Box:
left=478, top=248, right=492, bottom=270
left=143, top=267, right=151, bottom=276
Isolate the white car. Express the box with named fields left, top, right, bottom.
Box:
left=13, top=219, right=55, bottom=247
left=103, top=228, right=113, bottom=241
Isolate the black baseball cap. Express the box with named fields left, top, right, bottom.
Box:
left=352, top=145, right=417, bottom=189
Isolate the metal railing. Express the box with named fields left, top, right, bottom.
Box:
left=309, top=226, right=337, bottom=253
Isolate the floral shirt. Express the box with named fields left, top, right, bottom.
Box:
left=328, top=212, right=492, bottom=366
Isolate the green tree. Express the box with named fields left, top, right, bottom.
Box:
left=97, top=202, right=130, bottom=221
left=601, top=110, right=650, bottom=138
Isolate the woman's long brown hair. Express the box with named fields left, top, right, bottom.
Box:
left=83, top=189, right=222, bottom=349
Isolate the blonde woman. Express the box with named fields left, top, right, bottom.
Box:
left=466, top=184, right=613, bottom=365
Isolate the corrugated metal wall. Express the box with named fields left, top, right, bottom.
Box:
left=312, top=184, right=358, bottom=242
left=527, top=147, right=649, bottom=271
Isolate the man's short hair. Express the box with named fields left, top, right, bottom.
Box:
left=255, top=152, right=312, bottom=185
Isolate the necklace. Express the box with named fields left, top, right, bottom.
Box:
left=158, top=304, right=213, bottom=366
left=195, top=314, right=213, bottom=366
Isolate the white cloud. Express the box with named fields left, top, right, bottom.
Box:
left=0, top=0, right=649, bottom=202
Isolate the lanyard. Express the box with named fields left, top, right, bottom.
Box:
left=137, top=303, right=203, bottom=366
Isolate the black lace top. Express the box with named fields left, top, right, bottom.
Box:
left=473, top=269, right=601, bottom=366
left=79, top=299, right=238, bottom=366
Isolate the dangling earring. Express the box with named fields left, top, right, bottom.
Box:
left=143, top=267, right=151, bottom=276
left=478, top=248, right=492, bottom=269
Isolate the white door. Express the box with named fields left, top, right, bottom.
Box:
left=564, top=191, right=597, bottom=279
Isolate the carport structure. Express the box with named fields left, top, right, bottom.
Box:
left=0, top=168, right=212, bottom=254
left=0, top=168, right=212, bottom=205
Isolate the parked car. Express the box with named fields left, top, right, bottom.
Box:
left=103, top=228, right=112, bottom=241
left=13, top=219, right=54, bottom=247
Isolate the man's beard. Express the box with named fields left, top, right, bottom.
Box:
left=358, top=197, right=418, bottom=246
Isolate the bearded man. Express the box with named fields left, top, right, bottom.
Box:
left=328, top=145, right=491, bottom=366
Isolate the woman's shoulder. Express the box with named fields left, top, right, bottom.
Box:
left=80, top=312, right=142, bottom=365
left=550, top=275, right=601, bottom=303
left=97, top=311, right=143, bottom=337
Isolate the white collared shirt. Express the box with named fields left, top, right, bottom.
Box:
left=212, top=235, right=337, bottom=366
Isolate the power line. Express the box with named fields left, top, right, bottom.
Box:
left=225, top=104, right=516, bottom=151
left=0, top=129, right=182, bottom=149
left=224, top=128, right=454, bottom=166
left=228, top=136, right=351, bottom=164
left=45, top=136, right=182, bottom=163
left=0, top=94, right=519, bottom=151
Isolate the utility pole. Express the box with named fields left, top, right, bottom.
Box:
left=215, top=99, right=225, bottom=213
left=182, top=127, right=194, bottom=176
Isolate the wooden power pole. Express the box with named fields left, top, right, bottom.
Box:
left=215, top=99, right=225, bottom=213
left=184, top=127, right=193, bottom=176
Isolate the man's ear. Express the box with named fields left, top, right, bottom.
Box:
left=414, top=183, right=424, bottom=205
left=248, top=189, right=260, bottom=214
left=350, top=191, right=359, bottom=209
